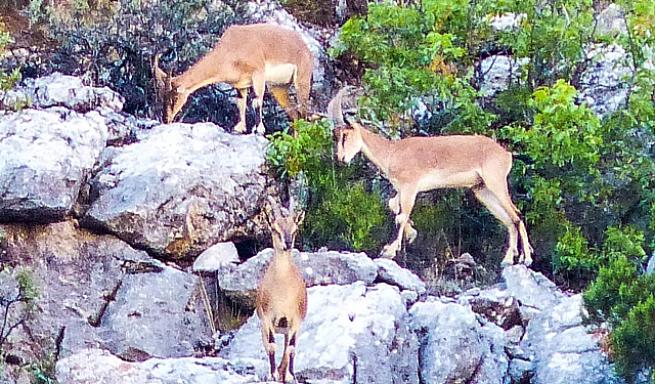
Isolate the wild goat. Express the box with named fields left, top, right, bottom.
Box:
left=255, top=197, right=308, bottom=382
left=153, top=23, right=314, bottom=134
left=328, top=87, right=533, bottom=266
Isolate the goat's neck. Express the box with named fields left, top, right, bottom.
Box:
left=359, top=127, right=392, bottom=175
left=270, top=250, right=295, bottom=270
left=173, top=50, right=226, bottom=94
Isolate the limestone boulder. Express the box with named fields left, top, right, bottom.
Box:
left=84, top=123, right=269, bottom=258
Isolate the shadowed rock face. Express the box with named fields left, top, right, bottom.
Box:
left=0, top=221, right=211, bottom=367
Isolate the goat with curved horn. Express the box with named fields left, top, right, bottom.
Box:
left=256, top=196, right=307, bottom=382
left=327, top=88, right=533, bottom=266
left=153, top=23, right=314, bottom=135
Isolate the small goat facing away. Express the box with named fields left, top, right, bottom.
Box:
left=256, top=196, right=308, bottom=382
left=328, top=87, right=533, bottom=266
left=153, top=23, right=314, bottom=134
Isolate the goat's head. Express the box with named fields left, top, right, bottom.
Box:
left=334, top=123, right=364, bottom=164
left=328, top=86, right=364, bottom=164
left=152, top=54, right=190, bottom=124
left=266, top=196, right=305, bottom=251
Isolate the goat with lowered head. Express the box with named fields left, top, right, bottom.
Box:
left=328, top=87, right=533, bottom=267
left=153, top=23, right=314, bottom=134
left=256, top=196, right=307, bottom=382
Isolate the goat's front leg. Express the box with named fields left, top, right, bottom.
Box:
left=389, top=192, right=418, bottom=243
left=261, top=323, right=277, bottom=380
left=381, top=186, right=417, bottom=258
left=252, top=71, right=266, bottom=135
left=388, top=194, right=400, bottom=214
left=234, top=88, right=248, bottom=134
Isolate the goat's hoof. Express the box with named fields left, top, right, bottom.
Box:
left=500, top=259, right=514, bottom=268
left=523, top=257, right=533, bottom=267
left=233, top=122, right=246, bottom=134
left=405, top=226, right=418, bottom=244
left=380, top=245, right=397, bottom=259
left=255, top=123, right=266, bottom=135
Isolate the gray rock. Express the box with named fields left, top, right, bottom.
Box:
left=489, top=13, right=526, bottom=31
left=509, top=357, right=534, bottom=383
left=596, top=4, right=627, bottom=37
left=56, top=348, right=263, bottom=384
left=1, top=72, right=124, bottom=113
left=400, top=290, right=419, bottom=306
left=0, top=221, right=210, bottom=372
left=375, top=258, right=426, bottom=294
left=218, top=249, right=378, bottom=307
left=96, top=266, right=210, bottom=361
left=646, top=254, right=655, bottom=274
left=193, top=242, right=240, bottom=272
left=521, top=295, right=622, bottom=384
left=84, top=123, right=269, bottom=258
left=478, top=55, right=528, bottom=97
left=221, top=282, right=418, bottom=384
left=468, top=294, right=522, bottom=330
left=579, top=43, right=632, bottom=117
left=409, top=298, right=508, bottom=384
left=0, top=109, right=108, bottom=222
left=501, top=265, right=562, bottom=310
left=471, top=323, right=510, bottom=384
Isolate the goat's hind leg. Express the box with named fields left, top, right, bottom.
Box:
left=472, top=186, right=519, bottom=267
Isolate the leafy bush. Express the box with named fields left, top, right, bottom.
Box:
left=584, top=253, right=655, bottom=380
left=332, top=0, right=495, bottom=133
left=267, top=120, right=389, bottom=253
left=0, top=24, right=21, bottom=93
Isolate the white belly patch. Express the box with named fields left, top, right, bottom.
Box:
left=265, top=63, right=296, bottom=84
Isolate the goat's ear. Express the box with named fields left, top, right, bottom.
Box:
left=266, top=196, right=282, bottom=222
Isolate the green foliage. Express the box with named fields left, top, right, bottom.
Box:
left=554, top=225, right=594, bottom=273
left=0, top=24, right=21, bottom=93
left=15, top=269, right=39, bottom=307
left=267, top=119, right=333, bottom=179
left=502, top=81, right=603, bottom=208
left=611, top=296, right=655, bottom=381
left=267, top=120, right=389, bottom=253
left=603, top=226, right=647, bottom=264
left=495, top=0, right=594, bottom=87
left=307, top=181, right=387, bottom=251
left=333, top=0, right=494, bottom=133
left=583, top=229, right=655, bottom=380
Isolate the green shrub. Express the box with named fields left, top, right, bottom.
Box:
left=554, top=225, right=594, bottom=273
left=611, top=296, right=655, bottom=381
left=0, top=24, right=21, bottom=93
left=267, top=119, right=389, bottom=253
